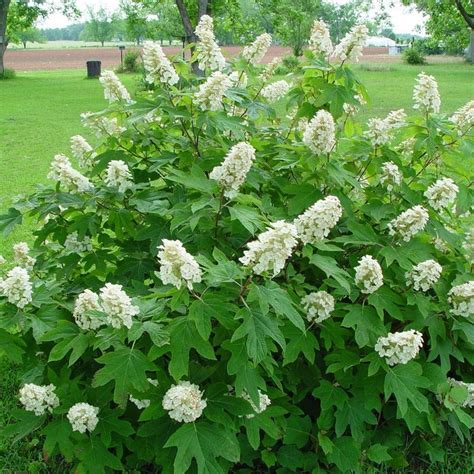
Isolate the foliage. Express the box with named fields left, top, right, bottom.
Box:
left=80, top=6, right=118, bottom=47
left=0, top=66, right=15, bottom=78
left=124, top=49, right=142, bottom=72
left=1, top=27, right=474, bottom=474
left=11, top=27, right=45, bottom=48
left=403, top=47, right=426, bottom=65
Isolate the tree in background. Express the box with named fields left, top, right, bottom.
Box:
left=81, top=6, right=117, bottom=47
left=403, top=0, right=474, bottom=60
left=13, top=26, right=45, bottom=48
left=121, top=0, right=149, bottom=45
left=41, top=23, right=85, bottom=41
left=0, top=0, right=77, bottom=75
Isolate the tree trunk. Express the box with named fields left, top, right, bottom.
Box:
left=0, top=0, right=12, bottom=76
left=467, top=30, right=474, bottom=63
left=23, top=41, right=26, bottom=49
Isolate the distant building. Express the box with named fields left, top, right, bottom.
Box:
left=365, top=36, right=397, bottom=48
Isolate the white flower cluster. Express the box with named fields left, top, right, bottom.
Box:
left=448, top=281, right=474, bottom=317
left=294, top=195, right=342, bottom=244
left=450, top=100, right=474, bottom=134
left=195, top=15, right=226, bottom=71
left=447, top=378, right=474, bottom=408
left=259, top=57, right=281, bottom=82
left=13, top=242, right=36, bottom=270
left=0, top=267, right=32, bottom=308
left=162, top=381, right=207, bottom=423
left=99, top=70, right=132, bottom=104
left=209, top=142, right=256, bottom=198
left=308, top=19, right=333, bottom=56
left=462, top=229, right=474, bottom=265
left=129, top=378, right=159, bottom=409
left=70, top=135, right=96, bottom=168
left=424, top=177, right=459, bottom=212
left=240, top=221, right=298, bottom=277
left=19, top=383, right=59, bottom=416
left=241, top=390, right=271, bottom=418
left=64, top=232, right=92, bottom=254
left=343, top=94, right=366, bottom=115
left=301, top=291, right=335, bottom=323
left=406, top=259, right=442, bottom=292
left=333, top=24, right=368, bottom=63
left=303, top=110, right=336, bottom=155
left=375, top=330, right=423, bottom=366
left=48, top=154, right=94, bottom=194
left=433, top=236, right=450, bottom=254
left=73, top=289, right=103, bottom=330
left=413, top=72, right=441, bottom=114
left=229, top=70, right=248, bottom=88
left=100, top=283, right=139, bottom=329
left=157, top=239, right=202, bottom=290
left=143, top=41, right=179, bottom=86
left=364, top=109, right=406, bottom=146
left=105, top=160, right=134, bottom=193
left=81, top=112, right=126, bottom=137
left=388, top=205, right=429, bottom=242
left=380, top=161, right=402, bottom=191
left=260, top=80, right=290, bottom=103
left=195, top=71, right=232, bottom=111
left=354, top=255, right=383, bottom=294
left=67, top=402, right=99, bottom=433
left=242, top=33, right=272, bottom=65
left=398, top=137, right=415, bottom=156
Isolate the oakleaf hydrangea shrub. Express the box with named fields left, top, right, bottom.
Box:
left=0, top=17, right=473, bottom=473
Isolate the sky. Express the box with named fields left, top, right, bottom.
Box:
left=38, top=0, right=427, bottom=35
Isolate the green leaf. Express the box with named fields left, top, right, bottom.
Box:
left=0, top=329, right=26, bottom=363
left=384, top=362, right=430, bottom=417
left=76, top=438, right=123, bottom=473
left=283, top=415, right=311, bottom=448
left=341, top=305, right=385, bottom=347
left=367, top=443, right=392, bottom=463
left=164, top=422, right=240, bottom=474
left=283, top=326, right=318, bottom=365
left=313, top=380, right=349, bottom=411
left=310, top=254, right=351, bottom=294
left=167, top=165, right=217, bottom=194
left=232, top=307, right=285, bottom=363
left=0, top=208, right=22, bottom=236
left=248, top=283, right=305, bottom=332
left=43, top=418, right=74, bottom=461
left=93, top=347, right=155, bottom=406
left=326, top=436, right=360, bottom=472
left=1, top=409, right=45, bottom=443
left=335, top=397, right=377, bottom=440
left=229, top=205, right=264, bottom=234
left=168, top=317, right=216, bottom=380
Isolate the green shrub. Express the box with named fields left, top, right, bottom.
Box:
left=0, top=68, right=16, bottom=80
left=403, top=47, right=426, bottom=65
left=0, top=21, right=473, bottom=474
left=282, top=54, right=299, bottom=71
left=124, top=50, right=141, bottom=72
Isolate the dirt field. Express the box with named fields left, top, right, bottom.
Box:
left=4, top=45, right=462, bottom=71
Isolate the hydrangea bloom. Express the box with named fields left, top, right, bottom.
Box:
left=406, top=260, right=442, bottom=292
left=380, top=161, right=402, bottom=191
left=259, top=57, right=282, bottom=82
left=333, top=24, right=368, bottom=63
left=462, top=229, right=474, bottom=265
left=448, top=281, right=474, bottom=317
left=70, top=135, right=97, bottom=168
left=229, top=71, right=248, bottom=88
left=240, top=221, right=298, bottom=277
left=195, top=71, right=232, bottom=111
left=19, top=383, right=59, bottom=416
left=447, top=378, right=474, bottom=408
left=157, top=240, right=202, bottom=290
left=209, top=142, right=256, bottom=198
left=388, top=205, right=429, bottom=242
left=67, top=403, right=99, bottom=433
left=0, top=266, right=32, bottom=308
left=294, top=195, right=342, bottom=244
left=99, top=283, right=139, bottom=329
left=343, top=94, right=366, bottom=115
left=375, top=330, right=423, bottom=366
left=81, top=113, right=126, bottom=137
left=73, top=289, right=103, bottom=330
left=413, top=72, right=440, bottom=114
left=48, top=154, right=94, bottom=194
left=99, top=70, right=132, bottom=104
left=105, top=160, right=134, bottom=193
left=64, top=232, right=93, bottom=254
left=364, top=109, right=406, bottom=146
left=130, top=378, right=159, bottom=409
left=301, top=291, right=335, bottom=323
left=260, top=80, right=290, bottom=103
left=143, top=41, right=179, bottom=86
left=450, top=100, right=474, bottom=134
left=303, top=110, right=336, bottom=154
left=242, top=33, right=272, bottom=65
left=354, top=255, right=383, bottom=294
left=241, top=390, right=271, bottom=418
left=424, top=177, right=459, bottom=212
left=195, top=15, right=226, bottom=71
left=13, top=242, right=36, bottom=270
left=308, top=19, right=333, bottom=56
left=433, top=236, right=450, bottom=254
left=162, top=381, right=207, bottom=423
